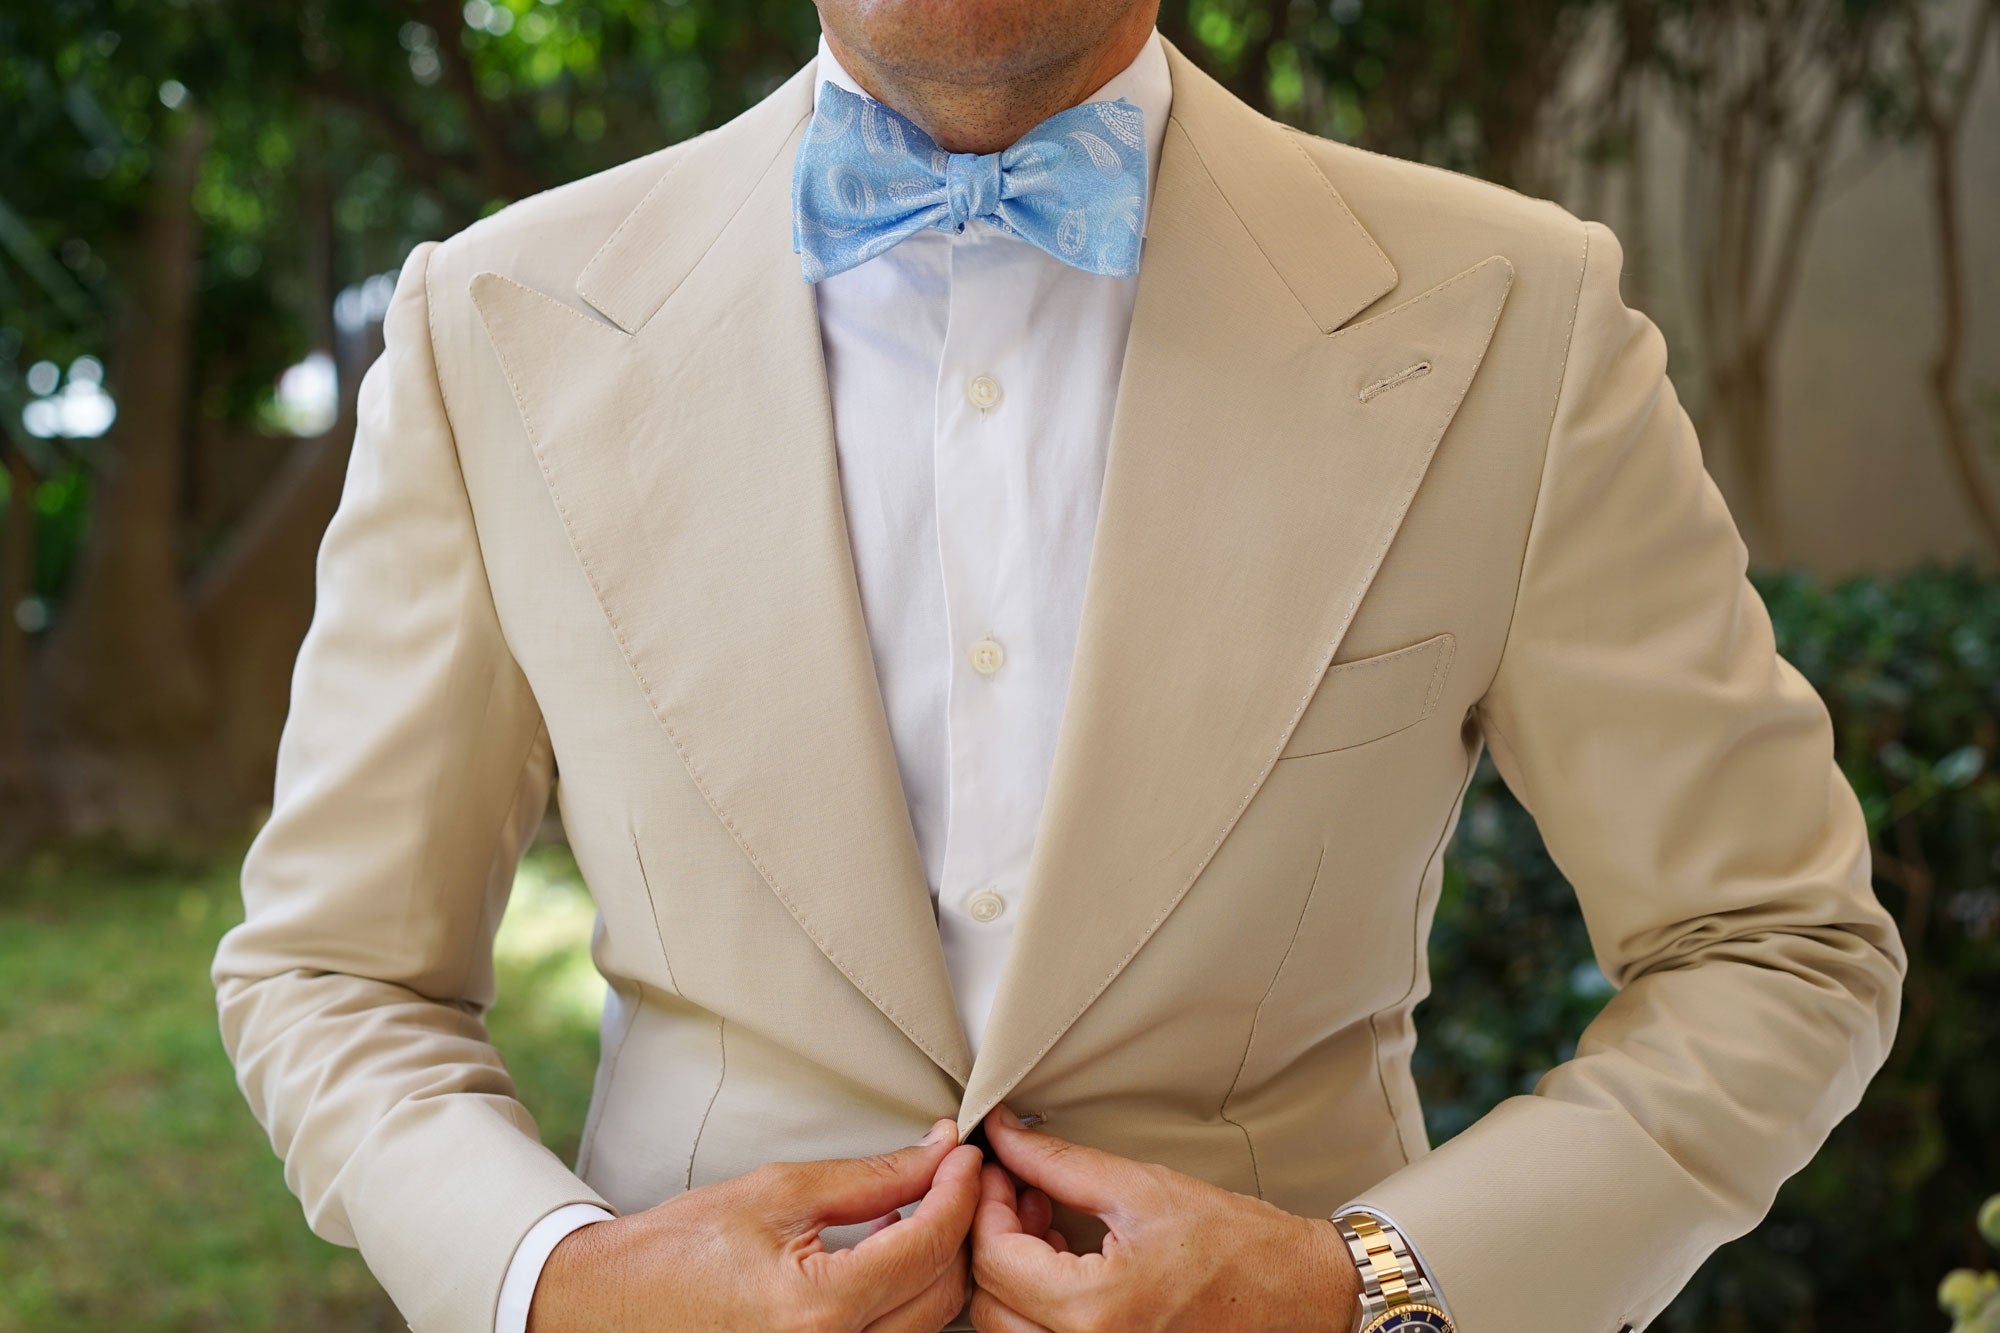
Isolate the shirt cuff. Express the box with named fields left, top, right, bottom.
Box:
left=1332, top=1200, right=1455, bottom=1326
left=495, top=1202, right=617, bottom=1333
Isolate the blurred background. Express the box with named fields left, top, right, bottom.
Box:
left=1, top=0, right=1996, bottom=1328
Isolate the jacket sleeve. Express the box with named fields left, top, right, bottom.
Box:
left=211, top=240, right=611, bottom=1333
left=1343, top=217, right=1907, bottom=1332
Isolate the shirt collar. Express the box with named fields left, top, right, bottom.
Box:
left=810, top=28, right=1174, bottom=212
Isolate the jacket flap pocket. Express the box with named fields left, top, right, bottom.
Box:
left=1278, top=632, right=1456, bottom=759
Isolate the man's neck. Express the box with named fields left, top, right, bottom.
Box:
left=820, top=10, right=1157, bottom=154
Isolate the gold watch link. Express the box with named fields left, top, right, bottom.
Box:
left=1331, top=1210, right=1455, bottom=1333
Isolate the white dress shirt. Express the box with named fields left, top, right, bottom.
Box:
left=499, top=30, right=1441, bottom=1328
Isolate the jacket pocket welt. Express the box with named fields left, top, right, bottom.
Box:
left=1277, top=632, right=1456, bottom=760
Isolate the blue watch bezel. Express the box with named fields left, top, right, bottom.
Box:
left=1365, top=1304, right=1455, bottom=1332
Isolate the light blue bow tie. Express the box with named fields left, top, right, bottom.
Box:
left=791, top=80, right=1148, bottom=284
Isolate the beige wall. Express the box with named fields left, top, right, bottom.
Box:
left=1554, top=6, right=2000, bottom=577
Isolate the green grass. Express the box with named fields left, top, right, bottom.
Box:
left=0, top=843, right=604, bottom=1332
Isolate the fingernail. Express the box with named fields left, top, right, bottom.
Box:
left=921, top=1119, right=957, bottom=1145
left=991, top=1104, right=1022, bottom=1127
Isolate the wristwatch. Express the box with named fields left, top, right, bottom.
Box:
left=1331, top=1210, right=1456, bottom=1332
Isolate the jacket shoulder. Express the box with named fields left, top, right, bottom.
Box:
left=421, top=131, right=711, bottom=314
left=1289, top=129, right=1592, bottom=312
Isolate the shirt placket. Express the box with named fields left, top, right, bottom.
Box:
left=931, top=226, right=1045, bottom=1055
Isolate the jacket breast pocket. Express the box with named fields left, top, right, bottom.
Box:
left=1277, top=632, right=1457, bottom=760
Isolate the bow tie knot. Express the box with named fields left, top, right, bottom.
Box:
left=943, top=152, right=1003, bottom=229
left=792, top=81, right=1149, bottom=283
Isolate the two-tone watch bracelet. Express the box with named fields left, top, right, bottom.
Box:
left=1331, top=1211, right=1453, bottom=1332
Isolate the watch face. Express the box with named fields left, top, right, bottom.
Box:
left=1364, top=1304, right=1454, bottom=1333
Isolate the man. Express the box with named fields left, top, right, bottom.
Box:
left=211, top=0, right=1908, bottom=1329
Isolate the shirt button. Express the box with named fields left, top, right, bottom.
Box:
left=965, top=373, right=1002, bottom=411
left=967, top=890, right=1006, bottom=922
left=967, top=636, right=1005, bottom=675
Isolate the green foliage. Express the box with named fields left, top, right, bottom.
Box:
left=1939, top=1195, right=2000, bottom=1333
left=0, top=0, right=823, bottom=474
left=1421, top=562, right=2000, bottom=1329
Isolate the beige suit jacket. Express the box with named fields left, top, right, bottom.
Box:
left=212, top=36, right=1907, bottom=1333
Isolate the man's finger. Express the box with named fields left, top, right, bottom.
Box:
left=967, top=1286, right=1053, bottom=1333
left=842, top=1142, right=985, bottom=1320
left=990, top=1173, right=1067, bottom=1253
left=1016, top=1184, right=1051, bottom=1240
left=981, top=1105, right=1131, bottom=1217
left=970, top=1221, right=1083, bottom=1318
left=782, top=1119, right=962, bottom=1228
left=970, top=1160, right=1095, bottom=1324
left=975, top=1161, right=1024, bottom=1239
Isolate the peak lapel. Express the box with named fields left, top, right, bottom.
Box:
left=470, top=62, right=974, bottom=1087
left=960, top=44, right=1515, bottom=1125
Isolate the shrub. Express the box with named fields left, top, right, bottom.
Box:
left=1938, top=1193, right=2000, bottom=1331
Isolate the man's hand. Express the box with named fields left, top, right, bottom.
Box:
left=529, top=1118, right=982, bottom=1332
left=968, top=1105, right=1359, bottom=1332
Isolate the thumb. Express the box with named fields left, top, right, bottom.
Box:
left=781, top=1118, right=963, bottom=1228
left=981, top=1105, right=1131, bottom=1217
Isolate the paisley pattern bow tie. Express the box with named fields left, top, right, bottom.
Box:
left=791, top=80, right=1149, bottom=284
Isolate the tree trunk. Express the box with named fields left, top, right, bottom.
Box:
left=33, top=113, right=221, bottom=840
left=1920, top=117, right=2000, bottom=561
left=1711, top=347, right=1780, bottom=550
left=184, top=150, right=367, bottom=813
left=0, top=443, right=43, bottom=856
left=187, top=329, right=371, bottom=810
left=1910, top=0, right=2000, bottom=562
